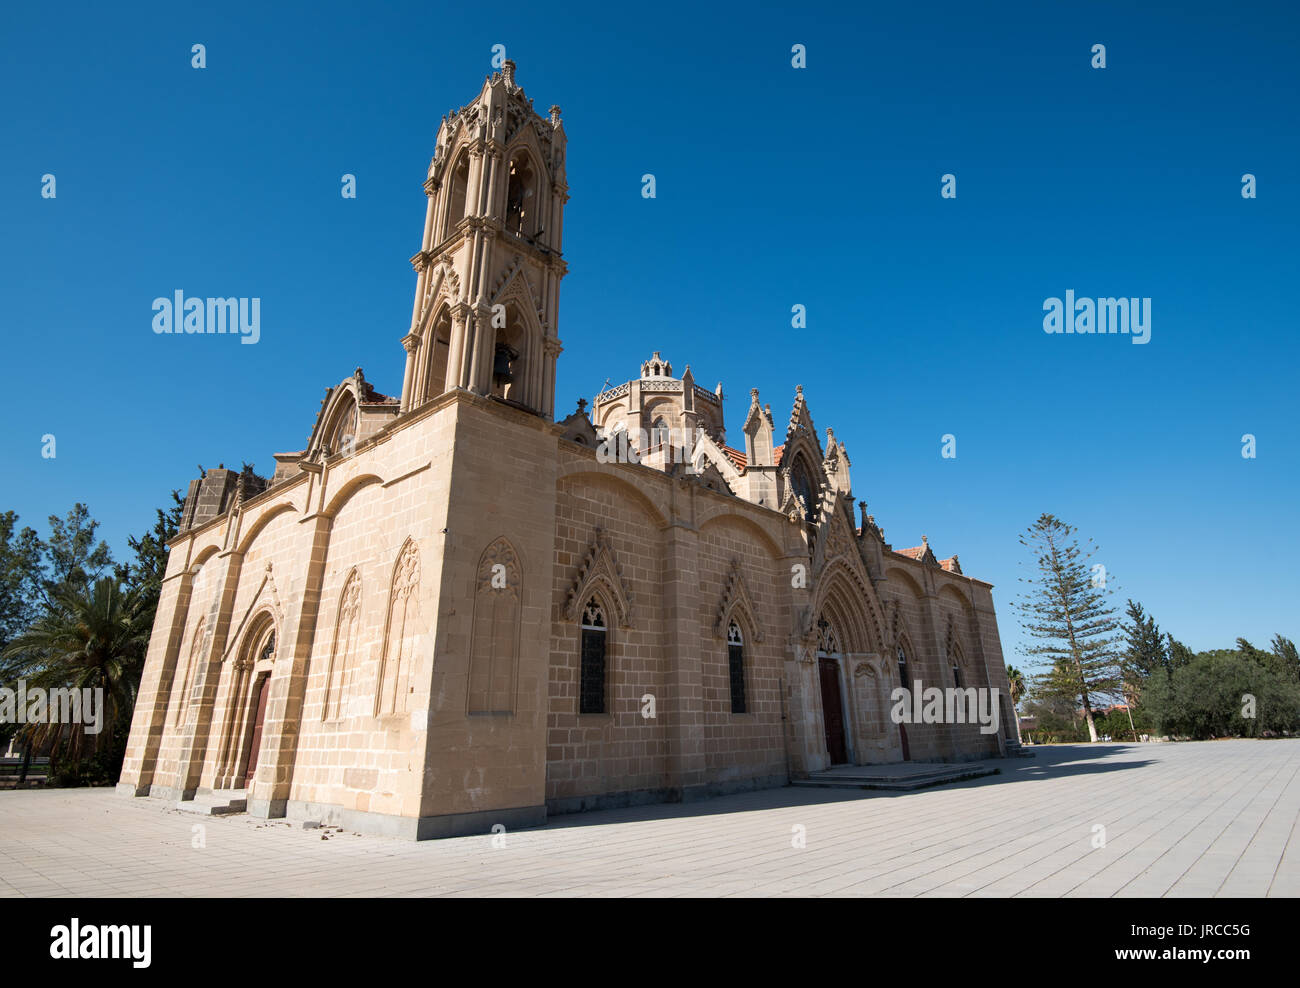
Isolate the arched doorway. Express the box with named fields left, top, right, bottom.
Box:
left=231, top=625, right=276, bottom=790
left=895, top=644, right=913, bottom=761
left=816, top=618, right=849, bottom=765
left=243, top=674, right=272, bottom=787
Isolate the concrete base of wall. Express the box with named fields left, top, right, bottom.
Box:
left=547, top=773, right=788, bottom=816
left=116, top=782, right=196, bottom=801
left=283, top=799, right=547, bottom=841
left=248, top=797, right=288, bottom=819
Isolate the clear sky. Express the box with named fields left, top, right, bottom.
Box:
left=2, top=0, right=1296, bottom=666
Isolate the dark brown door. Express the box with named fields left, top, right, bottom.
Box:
left=819, top=657, right=847, bottom=765
left=244, top=675, right=271, bottom=787
left=899, top=722, right=911, bottom=761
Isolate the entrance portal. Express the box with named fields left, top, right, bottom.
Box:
left=243, top=675, right=271, bottom=787
left=818, top=657, right=848, bottom=765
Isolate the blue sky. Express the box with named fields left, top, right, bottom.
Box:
left=2, top=0, right=1296, bottom=666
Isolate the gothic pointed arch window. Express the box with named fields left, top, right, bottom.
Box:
left=727, top=620, right=747, bottom=714
left=469, top=538, right=522, bottom=714
left=650, top=416, right=670, bottom=451
left=790, top=455, right=819, bottom=524
left=324, top=570, right=362, bottom=721
left=325, top=393, right=358, bottom=458
left=505, top=152, right=537, bottom=237
left=376, top=541, right=421, bottom=716
left=817, top=617, right=840, bottom=656
left=253, top=627, right=276, bottom=667
left=446, top=150, right=470, bottom=228
left=491, top=301, right=528, bottom=407
left=424, top=307, right=453, bottom=402
left=579, top=598, right=607, bottom=714
left=951, top=644, right=966, bottom=690
left=896, top=642, right=913, bottom=691
left=174, top=618, right=206, bottom=725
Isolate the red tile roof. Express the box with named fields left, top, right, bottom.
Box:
left=773, top=444, right=785, bottom=465
left=893, top=546, right=926, bottom=560
left=721, top=445, right=746, bottom=471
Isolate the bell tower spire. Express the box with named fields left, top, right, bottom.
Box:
left=399, top=61, right=568, bottom=419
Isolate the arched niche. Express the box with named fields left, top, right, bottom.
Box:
left=445, top=149, right=470, bottom=231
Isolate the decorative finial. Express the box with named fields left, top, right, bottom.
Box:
left=750, top=388, right=760, bottom=402
left=549, top=105, right=562, bottom=125
left=502, top=60, right=517, bottom=88
left=922, top=534, right=929, bottom=545
left=576, top=397, right=588, bottom=413
left=796, top=384, right=803, bottom=395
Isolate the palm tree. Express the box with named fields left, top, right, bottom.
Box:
left=1005, top=664, right=1027, bottom=709
left=1, top=578, right=151, bottom=765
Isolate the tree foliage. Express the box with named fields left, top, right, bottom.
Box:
left=1, top=498, right=178, bottom=781
left=113, top=490, right=184, bottom=619
left=1143, top=651, right=1300, bottom=739
left=1014, top=514, right=1122, bottom=742
left=1, top=578, right=152, bottom=769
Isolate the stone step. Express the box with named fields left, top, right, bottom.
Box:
left=176, top=790, right=248, bottom=815
left=1003, top=740, right=1035, bottom=758
left=792, top=766, right=999, bottom=792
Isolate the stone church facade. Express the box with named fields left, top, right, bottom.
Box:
left=118, top=64, right=1018, bottom=839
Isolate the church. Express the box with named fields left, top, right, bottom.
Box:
left=118, top=63, right=1019, bottom=839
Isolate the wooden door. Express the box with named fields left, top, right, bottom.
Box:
left=819, top=657, right=847, bottom=765
left=899, top=722, right=911, bottom=761
left=244, top=675, right=271, bottom=788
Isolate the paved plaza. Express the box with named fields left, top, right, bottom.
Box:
left=1, top=739, right=1297, bottom=897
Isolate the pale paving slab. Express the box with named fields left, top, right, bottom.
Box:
left=0, top=740, right=1297, bottom=897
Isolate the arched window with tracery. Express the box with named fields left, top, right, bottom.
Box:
left=896, top=643, right=913, bottom=691
left=727, top=620, right=747, bottom=714
left=817, top=618, right=840, bottom=656
left=446, top=151, right=470, bottom=228
left=376, top=541, right=420, bottom=716
left=650, top=416, right=670, bottom=451
left=579, top=599, right=607, bottom=714
left=790, top=456, right=818, bottom=522
left=505, top=153, right=537, bottom=237
left=324, top=570, right=362, bottom=720
left=323, top=392, right=358, bottom=459
left=174, top=618, right=206, bottom=725
left=468, top=538, right=522, bottom=714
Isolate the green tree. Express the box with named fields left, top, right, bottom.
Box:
left=0, top=511, right=44, bottom=649
left=1013, top=514, right=1123, bottom=742
left=1119, top=600, right=1166, bottom=740
left=114, top=490, right=184, bottom=617
left=1166, top=635, right=1195, bottom=675
left=1144, top=650, right=1300, bottom=739
left=1271, top=634, right=1299, bottom=685
left=1005, top=665, right=1027, bottom=709
left=37, top=503, right=113, bottom=606
left=1, top=578, right=151, bottom=772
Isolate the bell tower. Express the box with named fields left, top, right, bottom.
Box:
left=399, top=61, right=568, bottom=419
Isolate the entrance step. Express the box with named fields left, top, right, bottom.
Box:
left=792, top=764, right=999, bottom=792
left=176, top=789, right=248, bottom=815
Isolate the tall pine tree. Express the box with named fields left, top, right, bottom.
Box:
left=1014, top=514, right=1122, bottom=742
left=1119, top=599, right=1165, bottom=741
